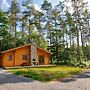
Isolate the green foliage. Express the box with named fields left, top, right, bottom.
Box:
left=0, top=0, right=90, bottom=67
left=8, top=0, right=20, bottom=13
left=41, top=0, right=52, bottom=11
left=84, top=46, right=90, bottom=60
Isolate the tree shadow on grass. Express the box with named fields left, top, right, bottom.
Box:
left=58, top=71, right=90, bottom=83
left=0, top=70, right=34, bottom=84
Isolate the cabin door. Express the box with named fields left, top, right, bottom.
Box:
left=39, top=56, right=45, bottom=65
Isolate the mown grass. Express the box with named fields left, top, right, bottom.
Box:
left=9, top=66, right=82, bottom=82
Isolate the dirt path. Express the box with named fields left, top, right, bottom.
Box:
left=0, top=69, right=90, bottom=90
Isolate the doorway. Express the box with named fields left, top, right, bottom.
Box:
left=39, top=55, right=45, bottom=65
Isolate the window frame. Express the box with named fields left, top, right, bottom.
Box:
left=8, top=55, right=13, bottom=61
left=22, top=55, right=28, bottom=60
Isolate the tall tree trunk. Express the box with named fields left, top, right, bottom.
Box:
left=38, top=15, right=41, bottom=47
left=70, top=34, right=72, bottom=47
left=81, top=30, right=86, bottom=59
left=22, top=19, right=24, bottom=44
left=55, top=18, right=58, bottom=64
left=22, top=17, right=26, bottom=44
left=73, top=0, right=81, bottom=63
left=15, top=21, right=17, bottom=47
left=29, top=20, right=31, bottom=43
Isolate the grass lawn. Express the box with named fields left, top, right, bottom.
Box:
left=9, top=66, right=82, bottom=82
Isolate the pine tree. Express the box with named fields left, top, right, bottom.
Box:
left=8, top=0, right=20, bottom=47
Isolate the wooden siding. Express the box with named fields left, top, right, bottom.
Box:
left=0, top=45, right=51, bottom=67
left=2, top=46, right=30, bottom=67
left=37, top=48, right=50, bottom=65
left=14, top=46, right=30, bottom=66
left=3, top=51, right=15, bottom=67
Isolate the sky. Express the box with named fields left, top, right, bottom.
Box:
left=0, top=0, right=61, bottom=11
left=0, top=0, right=90, bottom=11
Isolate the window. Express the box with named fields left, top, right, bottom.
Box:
left=8, top=55, right=12, bottom=61
left=22, top=55, right=27, bottom=60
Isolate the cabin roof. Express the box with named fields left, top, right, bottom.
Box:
left=1, top=44, right=51, bottom=54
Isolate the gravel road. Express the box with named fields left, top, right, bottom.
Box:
left=0, top=68, right=90, bottom=90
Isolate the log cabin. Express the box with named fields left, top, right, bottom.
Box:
left=0, top=44, right=51, bottom=67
